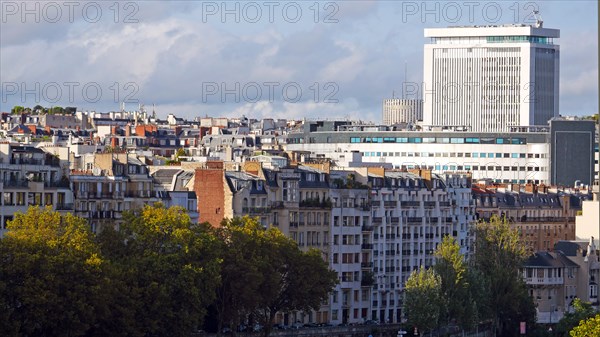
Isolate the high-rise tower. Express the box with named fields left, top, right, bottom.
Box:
left=422, top=24, right=560, bottom=132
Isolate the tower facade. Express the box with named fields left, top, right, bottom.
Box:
left=382, top=99, right=423, bottom=125
left=422, top=25, right=560, bottom=132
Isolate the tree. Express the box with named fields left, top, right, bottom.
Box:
left=570, top=313, right=600, bottom=337
left=471, top=215, right=536, bottom=336
left=0, top=207, right=106, bottom=336
left=555, top=298, right=597, bottom=337
left=434, top=235, right=478, bottom=330
left=10, top=105, right=24, bottom=114
left=212, top=217, right=337, bottom=337
left=403, top=266, right=443, bottom=336
left=96, top=203, right=221, bottom=337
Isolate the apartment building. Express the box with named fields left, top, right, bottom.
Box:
left=523, top=239, right=600, bottom=324
left=194, top=161, right=475, bottom=325
left=70, top=152, right=158, bottom=232
left=472, top=183, right=585, bottom=253
left=0, top=142, right=73, bottom=236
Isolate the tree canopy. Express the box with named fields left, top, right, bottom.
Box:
left=0, top=206, right=337, bottom=337
left=0, top=207, right=106, bottom=336
left=471, top=215, right=536, bottom=337
left=403, top=266, right=442, bottom=336
left=212, top=217, right=337, bottom=337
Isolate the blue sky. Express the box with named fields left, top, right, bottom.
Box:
left=0, top=0, right=597, bottom=122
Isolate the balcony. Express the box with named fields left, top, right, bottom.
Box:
left=390, top=216, right=400, bottom=224
left=10, top=158, right=44, bottom=165
left=385, top=234, right=396, bottom=240
left=384, top=200, right=397, bottom=208
left=361, top=243, right=374, bottom=250
left=524, top=277, right=564, bottom=285
left=242, top=206, right=271, bottom=214
left=439, top=201, right=451, bottom=207
left=270, top=201, right=285, bottom=209
left=356, top=203, right=371, bottom=211
left=90, top=211, right=114, bottom=219
left=55, top=203, right=74, bottom=210
left=519, top=216, right=576, bottom=223
left=401, top=201, right=421, bottom=207
left=290, top=222, right=299, bottom=228
left=362, top=225, right=374, bottom=232
left=424, top=201, right=436, bottom=208
left=299, top=198, right=332, bottom=209
left=407, top=217, right=422, bottom=224
left=372, top=217, right=382, bottom=224
left=44, top=180, right=71, bottom=188
left=2, top=180, right=29, bottom=188
left=361, top=262, right=373, bottom=268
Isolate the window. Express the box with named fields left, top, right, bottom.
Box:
left=16, top=192, right=25, bottom=206
left=3, top=192, right=13, bottom=206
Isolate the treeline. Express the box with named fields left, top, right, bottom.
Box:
left=403, top=216, right=599, bottom=337
left=0, top=206, right=337, bottom=337
left=10, top=105, right=76, bottom=115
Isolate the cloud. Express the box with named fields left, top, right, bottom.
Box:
left=1, top=1, right=597, bottom=120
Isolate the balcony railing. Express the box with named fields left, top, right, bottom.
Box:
left=519, top=216, right=576, bottom=223
left=242, top=206, right=271, bottom=214
left=361, top=243, right=373, bottom=250
left=362, top=225, right=374, bottom=232
left=424, top=201, right=436, bottom=208
left=372, top=217, right=382, bottom=224
left=384, top=200, right=397, bottom=207
left=2, top=180, right=29, bottom=188
left=10, top=158, right=44, bottom=165
left=401, top=201, right=420, bottom=207
left=55, top=203, right=74, bottom=210
left=90, top=211, right=114, bottom=219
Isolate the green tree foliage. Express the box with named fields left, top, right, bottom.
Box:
left=10, top=105, right=24, bottom=114
left=214, top=217, right=338, bottom=337
left=97, top=203, right=221, bottom=337
left=434, top=235, right=478, bottom=329
left=471, top=215, right=536, bottom=336
left=555, top=299, right=598, bottom=337
left=404, top=266, right=442, bottom=336
left=0, top=207, right=106, bottom=337
left=570, top=313, right=600, bottom=337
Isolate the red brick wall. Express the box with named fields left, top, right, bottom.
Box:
left=195, top=166, right=225, bottom=227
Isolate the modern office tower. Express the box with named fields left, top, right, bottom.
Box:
left=422, top=24, right=560, bottom=132
left=382, top=99, right=423, bottom=125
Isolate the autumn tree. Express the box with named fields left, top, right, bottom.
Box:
left=403, top=266, right=443, bottom=336
left=0, top=207, right=106, bottom=336
left=555, top=298, right=598, bottom=337
left=570, top=313, right=600, bottom=337
left=471, top=215, right=536, bottom=336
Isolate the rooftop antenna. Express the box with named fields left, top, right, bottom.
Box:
left=532, top=10, right=543, bottom=28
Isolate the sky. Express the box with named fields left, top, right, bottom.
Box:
left=0, top=0, right=598, bottom=123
